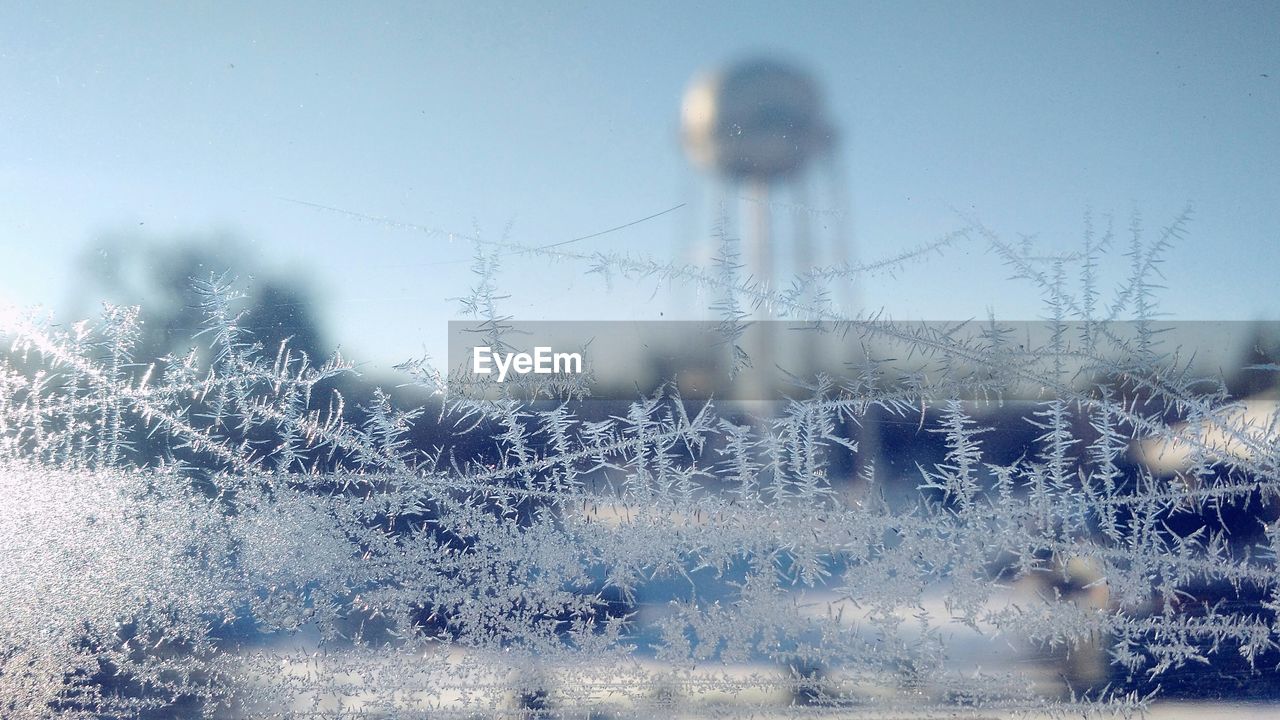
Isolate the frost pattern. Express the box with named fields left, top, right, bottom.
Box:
left=3, top=209, right=1279, bottom=718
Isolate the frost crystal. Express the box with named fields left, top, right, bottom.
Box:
left=2, top=210, right=1278, bottom=718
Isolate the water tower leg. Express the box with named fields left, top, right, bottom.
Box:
left=748, top=178, right=774, bottom=386
left=792, top=173, right=820, bottom=381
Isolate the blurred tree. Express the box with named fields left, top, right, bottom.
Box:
left=71, top=231, right=329, bottom=365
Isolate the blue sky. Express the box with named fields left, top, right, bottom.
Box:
left=2, top=1, right=1277, bottom=368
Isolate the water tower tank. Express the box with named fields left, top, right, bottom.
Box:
left=681, top=58, right=832, bottom=182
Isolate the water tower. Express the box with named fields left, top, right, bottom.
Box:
left=680, top=57, right=851, bottom=383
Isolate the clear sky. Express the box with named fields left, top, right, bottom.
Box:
left=2, top=1, right=1277, bottom=368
